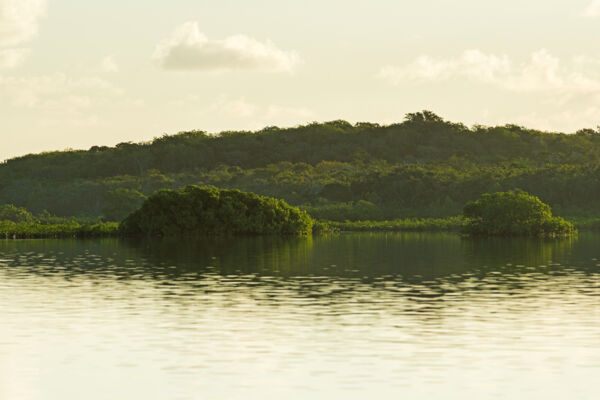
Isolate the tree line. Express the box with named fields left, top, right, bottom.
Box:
left=1, top=111, right=599, bottom=221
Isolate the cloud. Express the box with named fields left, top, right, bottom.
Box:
left=0, top=48, right=28, bottom=68
left=169, top=94, right=316, bottom=131
left=510, top=107, right=600, bottom=133
left=582, top=0, right=600, bottom=17
left=209, top=97, right=258, bottom=118
left=263, top=104, right=314, bottom=120
left=153, top=22, right=300, bottom=72
left=379, top=50, right=511, bottom=84
left=0, top=0, right=46, bottom=68
left=207, top=96, right=315, bottom=122
left=101, top=55, right=119, bottom=72
left=379, top=49, right=600, bottom=95
left=177, top=95, right=315, bottom=121
left=0, top=0, right=46, bottom=47
left=0, top=73, right=144, bottom=129
left=0, top=74, right=124, bottom=109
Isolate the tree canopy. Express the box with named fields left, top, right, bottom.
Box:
left=462, top=190, right=575, bottom=236
left=120, top=185, right=314, bottom=236
left=0, top=204, right=35, bottom=223
left=2, top=111, right=600, bottom=221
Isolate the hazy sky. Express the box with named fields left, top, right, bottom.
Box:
left=1, top=0, right=600, bottom=161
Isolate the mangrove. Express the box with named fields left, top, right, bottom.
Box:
left=119, top=185, right=314, bottom=236
left=462, top=190, right=575, bottom=236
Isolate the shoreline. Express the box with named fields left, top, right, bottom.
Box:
left=3, top=215, right=599, bottom=239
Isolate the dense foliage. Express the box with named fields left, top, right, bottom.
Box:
left=328, top=216, right=464, bottom=232
left=0, top=204, right=35, bottom=223
left=2, top=111, right=600, bottom=221
left=462, top=191, right=575, bottom=236
left=0, top=220, right=118, bottom=239
left=0, top=204, right=118, bottom=238
left=120, top=185, right=314, bottom=236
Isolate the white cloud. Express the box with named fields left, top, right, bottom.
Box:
left=510, top=107, right=600, bottom=133
left=379, top=50, right=510, bottom=84
left=264, top=104, right=314, bottom=120
left=0, top=0, right=46, bottom=69
left=206, top=96, right=315, bottom=122
left=0, top=0, right=46, bottom=47
left=0, top=48, right=28, bottom=68
left=0, top=74, right=123, bottom=109
left=208, top=99, right=313, bottom=121
left=0, top=73, right=144, bottom=129
left=582, top=0, right=600, bottom=17
left=101, top=55, right=119, bottom=72
left=209, top=97, right=258, bottom=118
left=153, top=22, right=300, bottom=72
left=169, top=94, right=316, bottom=131
left=170, top=95, right=259, bottom=117
left=379, top=49, right=600, bottom=95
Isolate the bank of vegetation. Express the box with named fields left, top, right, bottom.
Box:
left=326, top=216, right=465, bottom=232
left=0, top=204, right=118, bottom=238
left=1, top=110, right=600, bottom=231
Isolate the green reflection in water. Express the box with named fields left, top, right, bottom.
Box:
left=461, top=235, right=577, bottom=268
left=0, top=232, right=595, bottom=282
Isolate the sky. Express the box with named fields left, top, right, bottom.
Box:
left=1, top=0, right=600, bottom=161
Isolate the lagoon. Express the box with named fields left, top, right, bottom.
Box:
left=1, top=233, right=599, bottom=399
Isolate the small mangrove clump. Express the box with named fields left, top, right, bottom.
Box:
left=462, top=190, right=575, bottom=236
left=120, top=185, right=314, bottom=236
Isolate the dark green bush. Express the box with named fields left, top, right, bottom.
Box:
left=328, top=216, right=464, bottom=232
left=0, top=204, right=35, bottom=223
left=120, top=185, right=314, bottom=236
left=0, top=220, right=118, bottom=238
left=462, top=190, right=575, bottom=236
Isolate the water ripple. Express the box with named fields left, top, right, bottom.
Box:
left=0, top=234, right=599, bottom=399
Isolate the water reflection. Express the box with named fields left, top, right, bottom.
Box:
left=462, top=235, right=577, bottom=269
left=0, top=232, right=591, bottom=281
left=0, top=233, right=599, bottom=400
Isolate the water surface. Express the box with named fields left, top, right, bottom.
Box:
left=1, top=233, right=599, bottom=399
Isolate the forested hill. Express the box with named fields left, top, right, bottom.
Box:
left=4, top=111, right=600, bottom=179
left=2, top=110, right=600, bottom=221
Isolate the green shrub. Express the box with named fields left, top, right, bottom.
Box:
left=120, top=185, right=314, bottom=236
left=327, top=216, right=464, bottom=232
left=0, top=204, right=35, bottom=223
left=312, top=220, right=335, bottom=233
left=462, top=190, right=575, bottom=236
left=0, top=220, right=118, bottom=238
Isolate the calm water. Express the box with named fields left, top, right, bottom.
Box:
left=1, top=233, right=599, bottom=399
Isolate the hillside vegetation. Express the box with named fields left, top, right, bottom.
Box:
left=2, top=111, right=600, bottom=221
